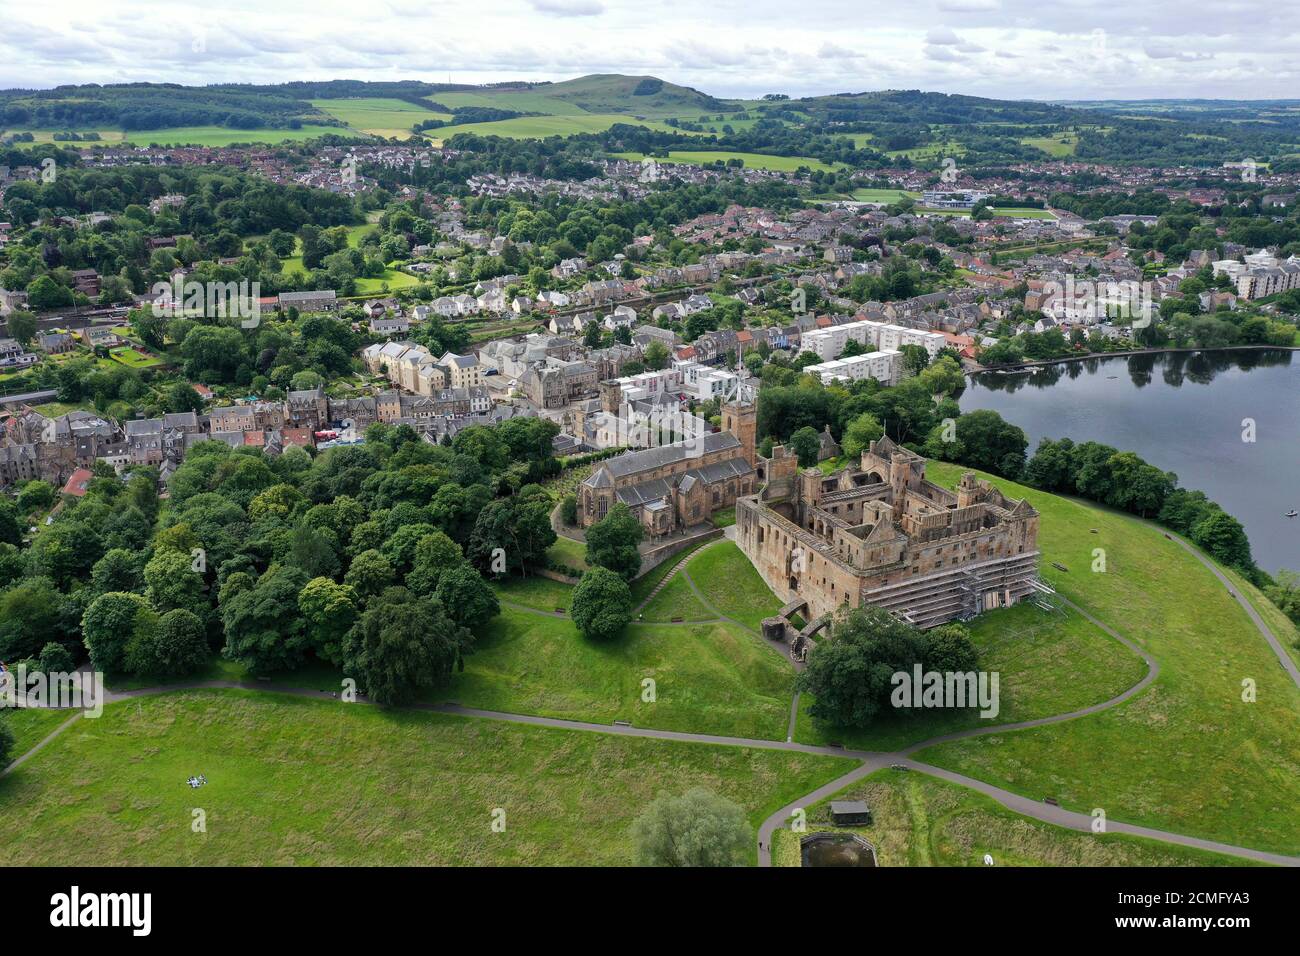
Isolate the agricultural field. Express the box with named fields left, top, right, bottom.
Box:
left=0, top=690, right=852, bottom=865
left=771, top=768, right=1258, bottom=867
left=311, top=98, right=452, bottom=138
left=121, top=125, right=356, bottom=147
left=611, top=150, right=843, bottom=173
left=1021, top=132, right=1079, bottom=157
left=916, top=462, right=1300, bottom=856
left=850, top=187, right=920, bottom=203
left=425, top=113, right=688, bottom=144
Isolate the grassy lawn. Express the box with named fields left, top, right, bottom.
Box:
left=353, top=269, right=422, bottom=294
left=627, top=538, right=713, bottom=606
left=545, top=535, right=588, bottom=572
left=121, top=125, right=355, bottom=147
left=914, top=462, right=1300, bottom=855
left=432, top=608, right=795, bottom=739
left=771, top=768, right=1258, bottom=867
left=639, top=573, right=716, bottom=624
left=793, top=601, right=1147, bottom=751
left=0, top=690, right=852, bottom=865
left=108, top=346, right=163, bottom=368
left=685, top=541, right=784, bottom=630
left=2, top=707, right=78, bottom=766
left=710, top=507, right=736, bottom=528
left=490, top=574, right=575, bottom=612
left=611, top=150, right=843, bottom=173
left=311, top=98, right=452, bottom=138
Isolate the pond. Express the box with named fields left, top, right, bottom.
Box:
left=962, top=349, right=1300, bottom=574
left=801, top=833, right=878, bottom=867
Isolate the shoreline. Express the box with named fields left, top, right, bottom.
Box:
left=969, top=343, right=1300, bottom=375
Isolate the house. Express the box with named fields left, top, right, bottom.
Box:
left=37, top=331, right=75, bottom=354
left=278, top=290, right=338, bottom=312
left=370, top=315, right=410, bottom=336
left=61, top=468, right=95, bottom=498
left=829, top=801, right=872, bottom=826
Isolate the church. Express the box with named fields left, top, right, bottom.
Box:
left=578, top=401, right=757, bottom=538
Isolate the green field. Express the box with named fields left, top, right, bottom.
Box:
left=427, top=114, right=688, bottom=144
left=1021, top=133, right=1079, bottom=157
left=850, top=188, right=920, bottom=203
left=433, top=606, right=796, bottom=740
left=793, top=601, right=1147, bottom=751
left=312, top=98, right=452, bottom=139
left=121, top=125, right=358, bottom=147
left=639, top=573, right=715, bottom=624
left=108, top=346, right=163, bottom=368
left=771, top=768, right=1258, bottom=867
left=0, top=690, right=852, bottom=865
left=915, top=461, right=1300, bottom=855
left=611, top=150, right=844, bottom=173
left=683, top=541, right=785, bottom=631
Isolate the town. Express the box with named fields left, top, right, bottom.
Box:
left=0, top=63, right=1298, bottom=889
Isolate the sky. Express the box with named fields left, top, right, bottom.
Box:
left=3, top=0, right=1299, bottom=101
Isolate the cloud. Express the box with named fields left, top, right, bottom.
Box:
left=1144, top=44, right=1214, bottom=62
left=528, top=0, right=605, bottom=16
left=939, top=0, right=1000, bottom=10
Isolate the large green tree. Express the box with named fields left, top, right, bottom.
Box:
left=570, top=566, right=633, bottom=641
left=584, top=503, right=644, bottom=581
left=342, top=587, right=471, bottom=705
left=631, top=788, right=751, bottom=867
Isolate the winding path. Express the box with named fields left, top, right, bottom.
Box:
left=4, top=536, right=1297, bottom=868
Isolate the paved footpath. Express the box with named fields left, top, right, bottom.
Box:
left=5, top=532, right=1298, bottom=868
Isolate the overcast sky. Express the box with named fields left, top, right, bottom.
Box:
left=3, top=0, right=1299, bottom=101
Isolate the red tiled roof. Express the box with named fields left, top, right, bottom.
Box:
left=61, top=468, right=94, bottom=497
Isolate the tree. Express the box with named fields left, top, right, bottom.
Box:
left=128, top=609, right=208, bottom=678
left=467, top=496, right=555, bottom=575
left=165, top=382, right=205, bottom=414
left=584, top=503, right=644, bottom=580
left=0, top=498, right=23, bottom=546
left=840, top=412, right=883, bottom=460
left=794, top=606, right=972, bottom=728
left=433, top=564, right=500, bottom=632
left=631, top=788, right=751, bottom=867
left=788, top=425, right=821, bottom=468
left=922, top=409, right=1028, bottom=478
left=342, top=587, right=471, bottom=705
left=0, top=577, right=66, bottom=662
left=82, top=592, right=158, bottom=675
left=570, top=567, right=633, bottom=641
left=1264, top=569, right=1300, bottom=626
left=5, top=310, right=37, bottom=346
left=298, top=577, right=359, bottom=665
left=221, top=565, right=311, bottom=675
left=404, top=531, right=464, bottom=596
left=642, top=340, right=670, bottom=370
left=143, top=548, right=209, bottom=619
left=1190, top=510, right=1253, bottom=570
left=37, top=641, right=75, bottom=674
left=344, top=548, right=395, bottom=598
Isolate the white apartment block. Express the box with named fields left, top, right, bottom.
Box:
left=1214, top=253, right=1300, bottom=300
left=805, top=349, right=903, bottom=387
left=801, top=319, right=946, bottom=362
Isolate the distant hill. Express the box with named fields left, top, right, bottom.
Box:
left=528, top=74, right=732, bottom=116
